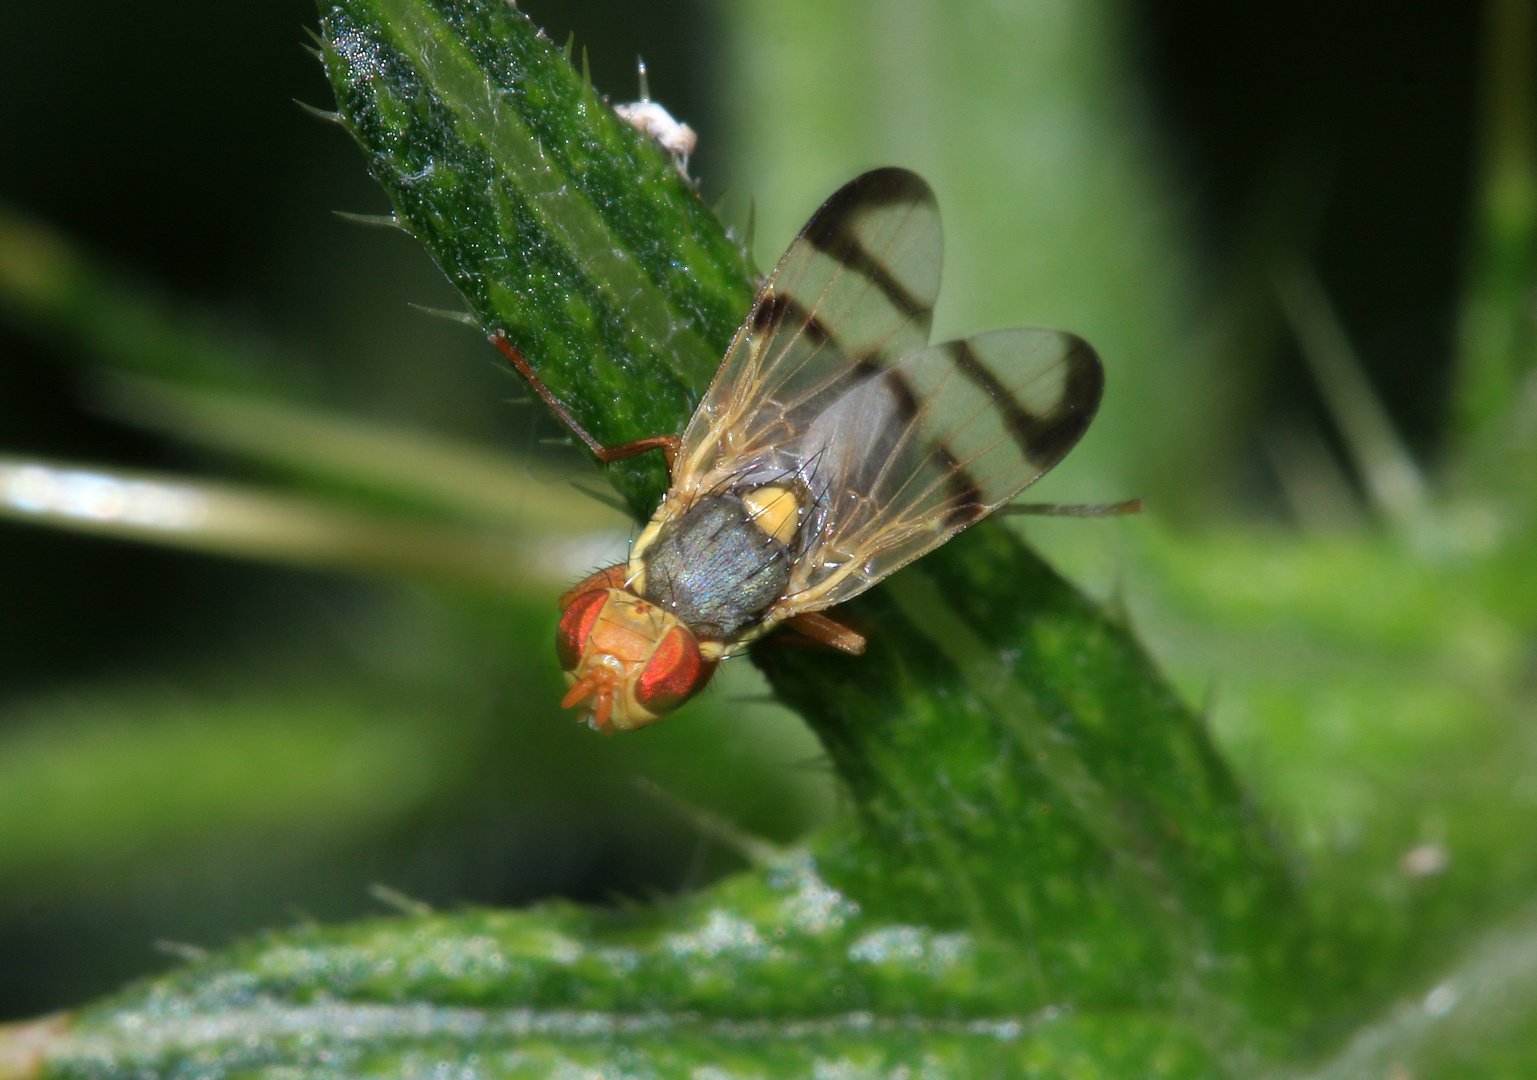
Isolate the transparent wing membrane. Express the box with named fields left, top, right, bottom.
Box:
left=781, top=329, right=1102, bottom=609
left=672, top=168, right=1103, bottom=622
left=678, top=168, right=941, bottom=479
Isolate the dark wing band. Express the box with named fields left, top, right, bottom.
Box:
left=669, top=168, right=1103, bottom=618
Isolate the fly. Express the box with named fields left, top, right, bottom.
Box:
left=495, top=168, right=1125, bottom=731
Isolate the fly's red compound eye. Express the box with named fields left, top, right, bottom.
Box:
left=556, top=590, right=608, bottom=672
left=635, top=626, right=714, bottom=715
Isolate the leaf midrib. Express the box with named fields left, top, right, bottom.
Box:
left=371, top=0, right=720, bottom=385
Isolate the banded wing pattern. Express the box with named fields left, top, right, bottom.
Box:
left=674, top=168, right=942, bottom=486
left=676, top=167, right=1104, bottom=619
left=781, top=328, right=1103, bottom=610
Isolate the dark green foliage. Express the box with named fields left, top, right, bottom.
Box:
left=769, top=524, right=1303, bottom=1024
left=12, top=1, right=1305, bottom=1074
left=6, top=0, right=1537, bottom=1077
left=320, top=0, right=1303, bottom=1030
left=321, top=0, right=753, bottom=518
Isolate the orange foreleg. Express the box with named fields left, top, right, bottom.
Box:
left=492, top=331, right=681, bottom=475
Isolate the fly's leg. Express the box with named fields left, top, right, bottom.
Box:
left=492, top=332, right=682, bottom=474
left=784, top=611, right=866, bottom=655
left=592, top=434, right=681, bottom=473
left=492, top=331, right=606, bottom=456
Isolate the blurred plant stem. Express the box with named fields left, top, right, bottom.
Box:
left=0, top=204, right=627, bottom=588
left=1456, top=0, right=1537, bottom=467
left=0, top=202, right=276, bottom=394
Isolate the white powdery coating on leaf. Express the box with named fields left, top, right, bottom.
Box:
left=663, top=910, right=767, bottom=960
left=846, top=926, right=973, bottom=972
left=769, top=855, right=861, bottom=934
left=594, top=945, right=642, bottom=975
left=532, top=931, right=582, bottom=966
left=402, top=935, right=516, bottom=982
left=328, top=20, right=387, bottom=83
left=809, top=1056, right=881, bottom=1080
left=690, top=1067, right=750, bottom=1080
left=75, top=1002, right=693, bottom=1058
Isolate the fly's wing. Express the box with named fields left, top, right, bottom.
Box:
left=670, top=166, right=1102, bottom=621
left=775, top=328, right=1103, bottom=613
left=672, top=168, right=942, bottom=490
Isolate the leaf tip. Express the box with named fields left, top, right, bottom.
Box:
left=634, top=776, right=787, bottom=867
left=333, top=209, right=403, bottom=230
left=295, top=98, right=344, bottom=125
left=406, top=302, right=482, bottom=329
left=368, top=882, right=434, bottom=916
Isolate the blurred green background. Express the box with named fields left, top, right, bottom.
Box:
left=0, top=0, right=1521, bottom=1036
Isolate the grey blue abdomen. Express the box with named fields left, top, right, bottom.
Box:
left=641, top=495, right=790, bottom=641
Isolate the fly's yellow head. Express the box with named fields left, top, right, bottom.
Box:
left=555, top=587, right=717, bottom=732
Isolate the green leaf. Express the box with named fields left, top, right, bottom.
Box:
left=2, top=1, right=1311, bottom=1076
left=320, top=0, right=1296, bottom=1059
left=0, top=690, right=449, bottom=882
left=320, top=0, right=754, bottom=518
left=27, top=861, right=1222, bottom=1080
left=88, top=373, right=624, bottom=535
left=769, top=524, right=1303, bottom=1025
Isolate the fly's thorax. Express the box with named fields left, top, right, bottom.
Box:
left=625, top=505, right=669, bottom=595
left=555, top=587, right=716, bottom=732
left=632, top=487, right=808, bottom=645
